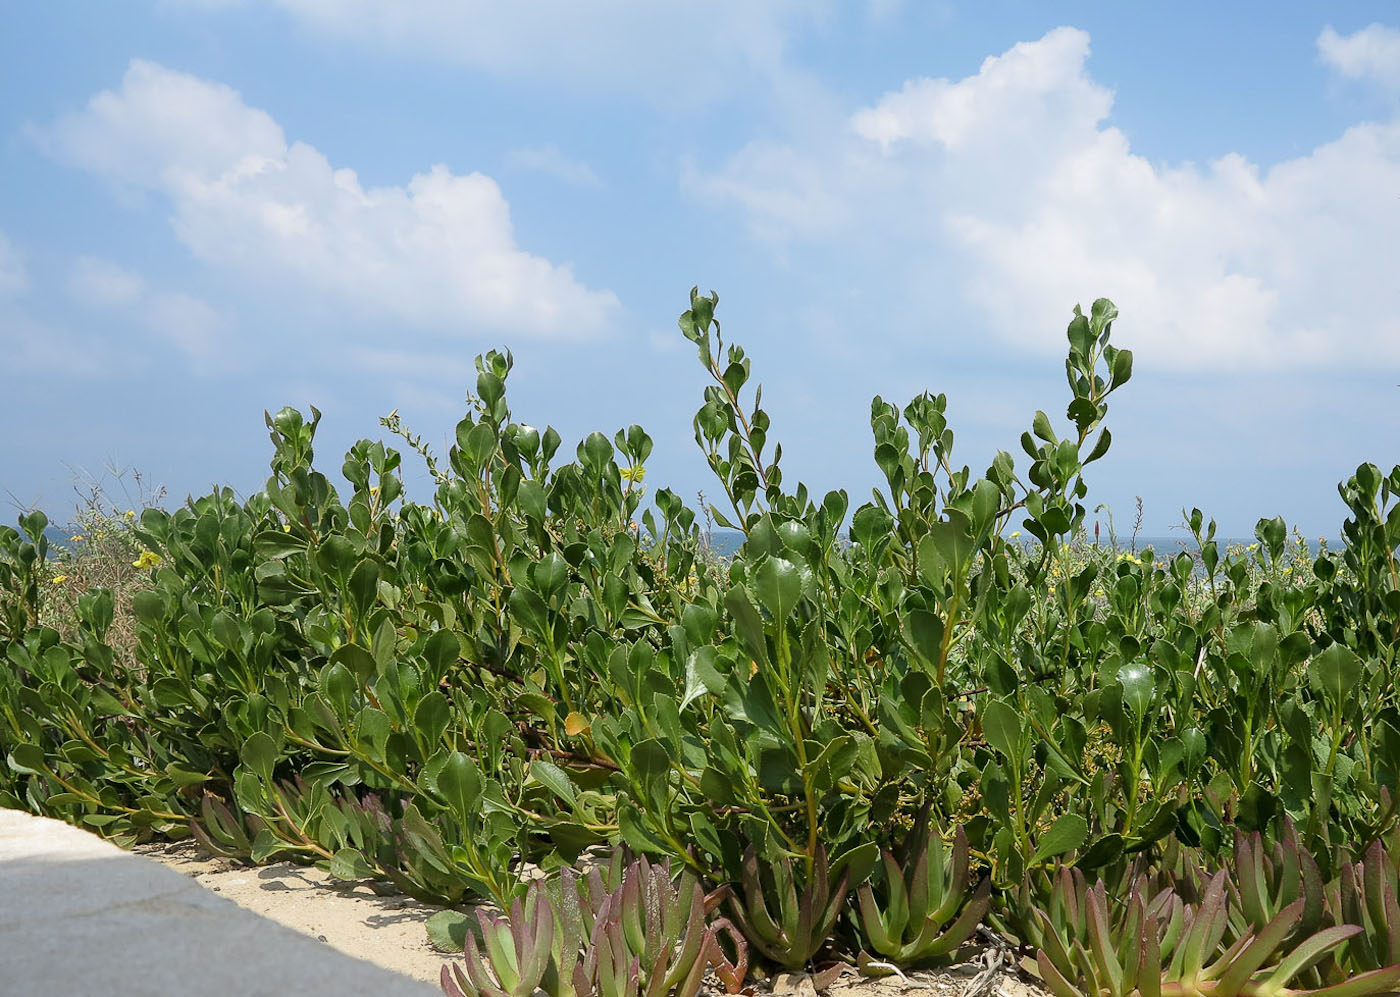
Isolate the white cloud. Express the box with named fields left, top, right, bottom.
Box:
left=65, top=255, right=225, bottom=370
left=507, top=145, right=602, bottom=188
left=686, top=140, right=859, bottom=240
left=0, top=232, right=30, bottom=297
left=694, top=27, right=1400, bottom=369
left=853, top=28, right=1110, bottom=154
left=143, top=291, right=225, bottom=367
left=1319, top=23, right=1400, bottom=94
left=38, top=60, right=619, bottom=341
left=161, top=0, right=815, bottom=104
left=68, top=256, right=146, bottom=306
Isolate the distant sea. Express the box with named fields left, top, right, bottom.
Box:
left=30, top=523, right=1336, bottom=563
left=698, top=529, right=1339, bottom=560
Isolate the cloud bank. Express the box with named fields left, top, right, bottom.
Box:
left=38, top=60, right=619, bottom=342
left=1318, top=23, right=1400, bottom=94
left=162, top=0, right=815, bottom=104
left=695, top=26, right=1400, bottom=369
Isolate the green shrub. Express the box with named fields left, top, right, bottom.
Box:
left=4, top=290, right=1400, bottom=991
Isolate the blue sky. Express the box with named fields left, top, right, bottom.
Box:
left=2, top=2, right=1398, bottom=539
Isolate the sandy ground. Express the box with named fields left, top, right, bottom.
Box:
left=136, top=839, right=460, bottom=985
left=136, top=840, right=1051, bottom=997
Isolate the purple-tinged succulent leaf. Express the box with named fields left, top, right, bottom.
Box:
left=856, top=884, right=896, bottom=955
left=708, top=917, right=750, bottom=995
left=441, top=962, right=475, bottom=997
left=1086, top=883, right=1125, bottom=997
left=479, top=913, right=519, bottom=993
left=1214, top=899, right=1303, bottom=994
left=657, top=881, right=706, bottom=995
left=1037, top=950, right=1085, bottom=997
left=728, top=844, right=837, bottom=968
left=1265, top=925, right=1364, bottom=990
left=1301, top=964, right=1400, bottom=997
left=1139, top=904, right=1162, bottom=997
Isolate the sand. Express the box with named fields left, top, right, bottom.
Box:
left=135, top=840, right=1051, bottom=997
left=135, top=839, right=460, bottom=985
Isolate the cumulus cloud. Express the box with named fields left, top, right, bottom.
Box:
left=161, top=0, right=813, bottom=104
left=37, top=60, right=619, bottom=341
left=0, top=232, right=30, bottom=297
left=1319, top=23, right=1400, bottom=94
left=694, top=26, right=1400, bottom=369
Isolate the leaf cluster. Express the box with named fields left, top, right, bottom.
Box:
left=4, top=291, right=1400, bottom=994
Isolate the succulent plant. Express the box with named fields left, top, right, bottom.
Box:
left=1221, top=824, right=1327, bottom=959
left=1331, top=837, right=1400, bottom=977
left=854, top=818, right=990, bottom=971
left=1034, top=869, right=1400, bottom=997
left=442, top=881, right=556, bottom=997
left=726, top=844, right=849, bottom=970
left=577, top=857, right=715, bottom=997
left=442, top=853, right=748, bottom=997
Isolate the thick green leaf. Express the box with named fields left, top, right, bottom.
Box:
left=329, top=847, right=377, bottom=881
left=1032, top=813, right=1089, bottom=864
left=529, top=759, right=577, bottom=807
left=753, top=555, right=805, bottom=626
left=347, top=558, right=381, bottom=617
left=435, top=751, right=483, bottom=822
left=1117, top=663, right=1154, bottom=719
left=7, top=743, right=48, bottom=776
left=981, top=700, right=1023, bottom=763
left=905, top=610, right=945, bottom=668
left=1309, top=644, right=1362, bottom=711
left=426, top=910, right=472, bottom=953
left=239, top=731, right=279, bottom=788
left=412, top=692, right=451, bottom=750
left=724, top=587, right=770, bottom=669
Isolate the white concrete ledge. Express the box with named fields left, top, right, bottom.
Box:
left=0, top=807, right=438, bottom=996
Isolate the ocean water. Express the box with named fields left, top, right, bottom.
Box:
left=27, top=521, right=1332, bottom=563
left=697, top=528, right=1337, bottom=561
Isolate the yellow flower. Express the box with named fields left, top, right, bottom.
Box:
left=620, top=465, right=646, bottom=483
left=1095, top=588, right=1105, bottom=597
left=124, top=510, right=136, bottom=519
left=51, top=575, right=68, bottom=585
left=132, top=550, right=162, bottom=569
left=70, top=535, right=85, bottom=543
left=369, top=485, right=380, bottom=495
left=282, top=523, right=292, bottom=532
left=1010, top=531, right=1021, bottom=539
